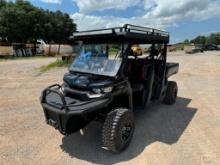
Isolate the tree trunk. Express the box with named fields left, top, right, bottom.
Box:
left=21, top=43, right=25, bottom=57
left=34, top=38, right=37, bottom=56
left=57, top=44, right=61, bottom=55
left=49, top=43, right=51, bottom=56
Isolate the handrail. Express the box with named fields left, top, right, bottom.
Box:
left=124, top=24, right=169, bottom=37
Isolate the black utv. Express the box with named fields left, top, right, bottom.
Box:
left=40, top=24, right=179, bottom=153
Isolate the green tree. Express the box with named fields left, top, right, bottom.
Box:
left=41, top=10, right=76, bottom=54
left=189, top=33, right=220, bottom=45
left=0, top=0, right=39, bottom=43
left=190, top=36, right=206, bottom=44
left=0, top=0, right=76, bottom=54
left=206, top=33, right=220, bottom=45
left=184, top=39, right=190, bottom=44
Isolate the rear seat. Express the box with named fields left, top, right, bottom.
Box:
left=125, top=59, right=152, bottom=91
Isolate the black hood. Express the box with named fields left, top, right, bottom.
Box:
left=63, top=72, right=114, bottom=89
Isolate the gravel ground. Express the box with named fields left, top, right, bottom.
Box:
left=0, top=51, right=220, bottom=165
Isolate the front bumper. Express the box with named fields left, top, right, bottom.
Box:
left=40, top=84, right=111, bottom=134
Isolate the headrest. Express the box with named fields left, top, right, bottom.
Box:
left=130, top=46, right=143, bottom=56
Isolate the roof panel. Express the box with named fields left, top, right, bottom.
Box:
left=70, top=24, right=169, bottom=44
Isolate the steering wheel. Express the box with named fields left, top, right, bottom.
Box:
left=93, top=61, right=104, bottom=71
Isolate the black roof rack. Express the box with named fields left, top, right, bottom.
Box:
left=71, top=24, right=169, bottom=44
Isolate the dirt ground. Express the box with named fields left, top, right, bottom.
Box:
left=0, top=51, right=220, bottom=165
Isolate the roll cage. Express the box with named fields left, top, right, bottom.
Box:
left=70, top=24, right=170, bottom=76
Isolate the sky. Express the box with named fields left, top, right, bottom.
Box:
left=28, top=0, right=220, bottom=43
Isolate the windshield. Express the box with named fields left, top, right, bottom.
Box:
left=70, top=43, right=125, bottom=76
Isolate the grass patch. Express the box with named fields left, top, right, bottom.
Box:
left=40, top=59, right=71, bottom=72
left=0, top=58, right=6, bottom=62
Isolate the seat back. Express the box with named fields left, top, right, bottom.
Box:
left=125, top=59, right=151, bottom=84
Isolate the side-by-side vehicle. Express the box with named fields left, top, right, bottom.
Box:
left=40, top=24, right=179, bottom=152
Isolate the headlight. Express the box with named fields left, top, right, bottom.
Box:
left=92, top=86, right=113, bottom=94
left=102, top=86, right=113, bottom=93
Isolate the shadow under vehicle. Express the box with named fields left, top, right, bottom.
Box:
left=60, top=97, right=197, bottom=164
left=40, top=24, right=179, bottom=152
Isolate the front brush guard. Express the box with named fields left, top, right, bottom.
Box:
left=40, top=84, right=111, bottom=134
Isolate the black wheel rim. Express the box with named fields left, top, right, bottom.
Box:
left=121, top=123, right=132, bottom=142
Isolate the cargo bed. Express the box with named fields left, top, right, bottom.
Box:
left=166, top=63, right=179, bottom=77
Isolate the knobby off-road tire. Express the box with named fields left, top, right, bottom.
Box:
left=163, top=81, right=178, bottom=105
left=102, top=108, right=134, bottom=153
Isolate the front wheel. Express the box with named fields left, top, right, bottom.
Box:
left=163, top=81, right=178, bottom=105
left=102, top=108, right=134, bottom=153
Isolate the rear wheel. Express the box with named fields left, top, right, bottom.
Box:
left=163, top=81, right=178, bottom=105
left=102, top=108, right=134, bottom=153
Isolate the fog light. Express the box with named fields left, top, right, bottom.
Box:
left=92, top=88, right=102, bottom=94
